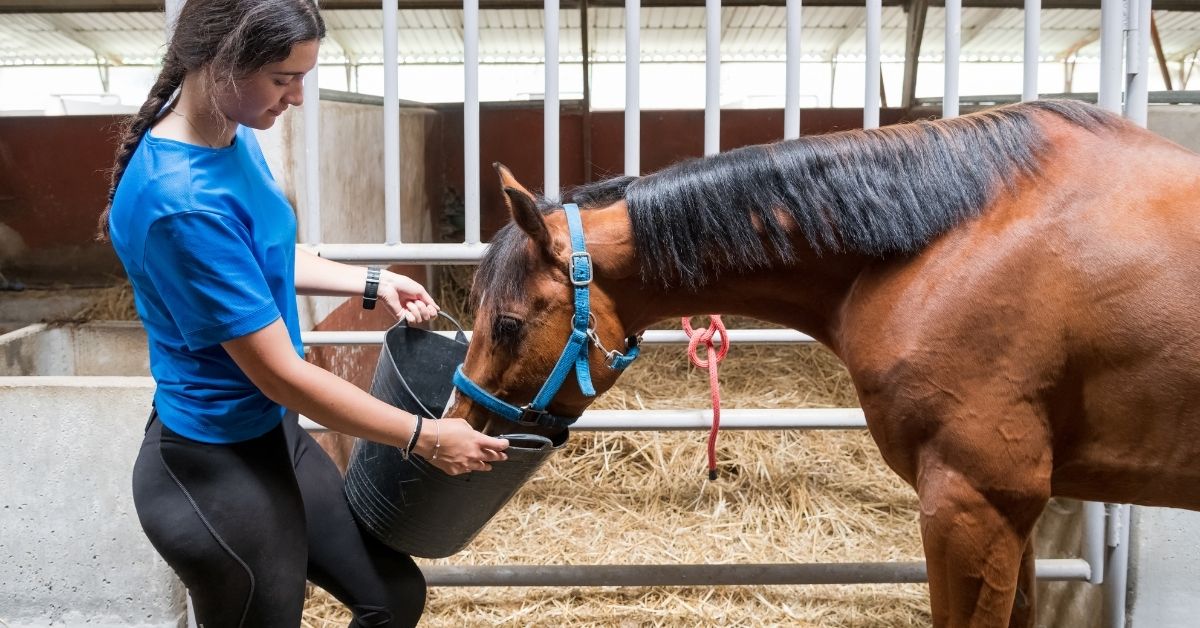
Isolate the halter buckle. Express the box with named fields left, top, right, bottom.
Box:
left=517, top=405, right=550, bottom=427
left=570, top=251, right=593, bottom=286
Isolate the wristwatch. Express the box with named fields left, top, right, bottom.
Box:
left=363, top=267, right=381, bottom=310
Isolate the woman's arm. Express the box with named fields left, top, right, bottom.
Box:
left=295, top=246, right=439, bottom=322
left=223, top=319, right=508, bottom=475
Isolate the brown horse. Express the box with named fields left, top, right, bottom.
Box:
left=445, top=100, right=1200, bottom=627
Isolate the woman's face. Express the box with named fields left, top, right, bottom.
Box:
left=217, top=39, right=319, bottom=130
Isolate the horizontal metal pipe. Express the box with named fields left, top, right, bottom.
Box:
left=315, top=243, right=490, bottom=264
left=302, top=328, right=816, bottom=346
left=299, top=408, right=867, bottom=432
left=419, top=559, right=1091, bottom=587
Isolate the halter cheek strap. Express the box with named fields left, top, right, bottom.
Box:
left=452, top=203, right=640, bottom=429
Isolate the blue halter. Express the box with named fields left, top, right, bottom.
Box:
left=453, top=203, right=641, bottom=429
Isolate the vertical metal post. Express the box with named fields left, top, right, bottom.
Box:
left=383, top=0, right=401, bottom=243
left=1023, top=0, right=1040, bottom=101
left=1103, top=504, right=1131, bottom=628
left=1084, top=501, right=1107, bottom=585
left=544, top=0, right=560, bottom=200
left=943, top=0, right=960, bottom=118
left=864, top=0, right=881, bottom=129
left=784, top=0, right=802, bottom=140
left=705, top=0, right=721, bottom=155
left=303, top=3, right=321, bottom=244
left=625, top=0, right=640, bottom=176
left=1124, top=0, right=1151, bottom=126
left=464, top=0, right=481, bottom=244
left=1098, top=0, right=1124, bottom=112
left=164, top=0, right=183, bottom=38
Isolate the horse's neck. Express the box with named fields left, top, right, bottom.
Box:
left=613, top=254, right=868, bottom=349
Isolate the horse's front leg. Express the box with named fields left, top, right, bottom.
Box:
left=917, top=445, right=1050, bottom=628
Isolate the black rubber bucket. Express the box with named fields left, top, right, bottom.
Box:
left=344, top=316, right=568, bottom=558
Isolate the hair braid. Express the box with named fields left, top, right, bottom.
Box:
left=95, top=53, right=187, bottom=241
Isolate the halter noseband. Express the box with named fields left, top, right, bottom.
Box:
left=452, top=203, right=641, bottom=429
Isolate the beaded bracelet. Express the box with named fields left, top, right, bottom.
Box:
left=404, top=414, right=423, bottom=460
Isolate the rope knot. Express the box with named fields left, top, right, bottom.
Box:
left=681, top=315, right=728, bottom=480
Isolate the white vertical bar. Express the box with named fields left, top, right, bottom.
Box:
left=545, top=0, right=560, bottom=200
left=164, top=0, right=183, bottom=37
left=864, top=0, right=881, bottom=129
left=705, top=0, right=721, bottom=155
left=464, top=0, right=481, bottom=244
left=625, top=0, right=640, bottom=176
left=1098, top=0, right=1124, bottom=112
left=1084, top=501, right=1106, bottom=585
left=784, top=0, right=802, bottom=139
left=1023, top=0, right=1040, bottom=101
left=304, top=49, right=321, bottom=243
left=1102, top=504, right=1131, bottom=628
left=944, top=0, right=960, bottom=118
left=384, top=0, right=400, bottom=243
left=1124, top=0, right=1151, bottom=126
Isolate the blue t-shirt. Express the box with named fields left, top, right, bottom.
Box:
left=109, top=125, right=304, bottom=444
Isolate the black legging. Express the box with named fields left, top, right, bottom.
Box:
left=132, top=408, right=425, bottom=627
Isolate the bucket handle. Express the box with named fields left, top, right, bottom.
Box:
left=387, top=311, right=468, bottom=420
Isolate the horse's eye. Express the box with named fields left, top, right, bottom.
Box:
left=492, top=315, right=524, bottom=349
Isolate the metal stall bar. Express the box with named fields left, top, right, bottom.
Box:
left=1103, top=504, right=1131, bottom=628
left=944, top=0, right=960, bottom=118
left=1102, top=4, right=1150, bottom=620
left=304, top=6, right=322, bottom=244
left=626, top=0, right=640, bottom=176
left=784, top=0, right=802, bottom=139
left=303, top=327, right=817, bottom=346
left=864, top=0, right=882, bottom=129
left=1124, top=0, right=1151, bottom=125
left=383, top=0, right=401, bottom=243
left=705, top=0, right=721, bottom=155
left=419, top=559, right=1092, bottom=587
left=464, top=0, right=482, bottom=244
left=1098, top=0, right=1123, bottom=111
left=545, top=0, right=560, bottom=200
left=1023, top=0, right=1040, bottom=101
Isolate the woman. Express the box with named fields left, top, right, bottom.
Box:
left=98, top=1, right=509, bottom=625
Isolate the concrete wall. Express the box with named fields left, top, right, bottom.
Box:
left=1147, top=106, right=1200, bottom=154
left=0, top=322, right=148, bottom=376
left=1127, top=507, right=1200, bottom=627
left=0, top=376, right=182, bottom=627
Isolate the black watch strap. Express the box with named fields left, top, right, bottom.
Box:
left=363, top=267, right=381, bottom=310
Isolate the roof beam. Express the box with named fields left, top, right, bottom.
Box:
left=900, top=0, right=928, bottom=108
left=4, top=0, right=1200, bottom=12
left=41, top=14, right=125, bottom=65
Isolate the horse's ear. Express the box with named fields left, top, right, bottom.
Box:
left=495, top=162, right=537, bottom=202
left=495, top=163, right=551, bottom=252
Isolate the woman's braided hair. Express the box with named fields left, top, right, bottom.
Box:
left=97, top=0, right=325, bottom=241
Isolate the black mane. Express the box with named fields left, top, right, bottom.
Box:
left=474, top=100, right=1117, bottom=310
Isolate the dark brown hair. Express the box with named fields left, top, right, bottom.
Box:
left=97, top=0, right=325, bottom=240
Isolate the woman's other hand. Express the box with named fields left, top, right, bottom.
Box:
left=379, top=271, right=439, bottom=323
left=414, top=418, right=508, bottom=475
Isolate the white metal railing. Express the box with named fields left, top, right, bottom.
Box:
left=291, top=0, right=1157, bottom=622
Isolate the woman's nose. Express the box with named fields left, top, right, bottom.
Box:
left=285, top=81, right=304, bottom=106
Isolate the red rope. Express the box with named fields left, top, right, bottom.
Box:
left=681, top=315, right=729, bottom=480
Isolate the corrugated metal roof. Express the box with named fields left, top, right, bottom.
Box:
left=1, top=7, right=1198, bottom=66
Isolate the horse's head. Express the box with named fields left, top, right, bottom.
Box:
left=445, top=164, right=644, bottom=437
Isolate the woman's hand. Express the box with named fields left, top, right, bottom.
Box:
left=378, top=270, right=439, bottom=324
left=414, top=418, right=509, bottom=475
